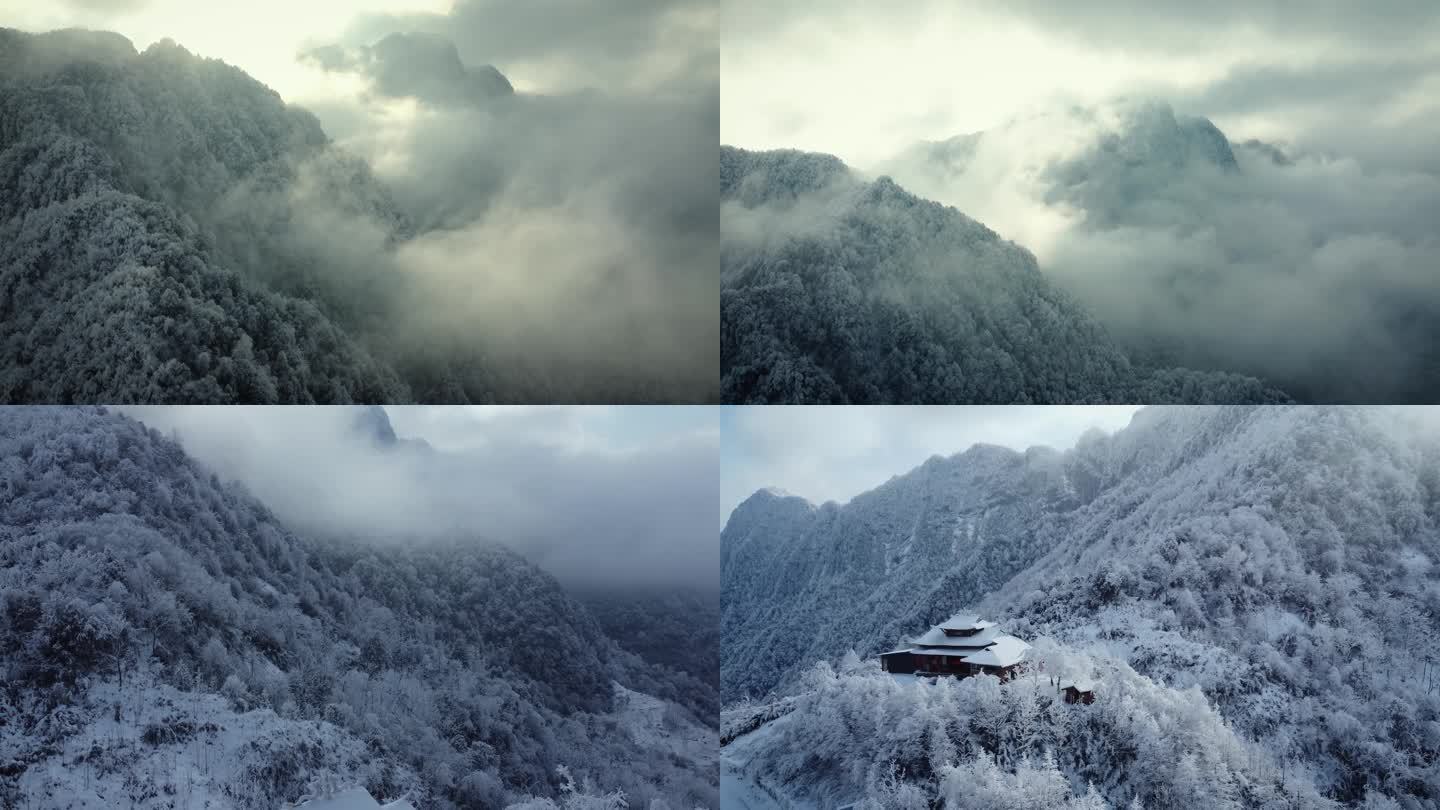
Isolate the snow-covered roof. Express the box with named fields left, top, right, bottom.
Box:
left=911, top=624, right=1002, bottom=648
left=938, top=613, right=995, bottom=632
left=959, top=635, right=1030, bottom=668
left=880, top=648, right=914, bottom=656
left=911, top=646, right=983, bottom=658
left=1061, top=679, right=1096, bottom=693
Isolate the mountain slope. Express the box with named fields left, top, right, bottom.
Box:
left=0, top=29, right=414, bottom=403
left=719, top=145, right=1288, bottom=404
left=0, top=407, right=717, bottom=808
left=721, top=444, right=1086, bottom=702
left=722, top=406, right=1440, bottom=806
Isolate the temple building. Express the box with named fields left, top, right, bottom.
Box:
left=878, top=613, right=1030, bottom=681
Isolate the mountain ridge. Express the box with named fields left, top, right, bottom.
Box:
left=721, top=405, right=1440, bottom=805
left=720, top=144, right=1290, bottom=404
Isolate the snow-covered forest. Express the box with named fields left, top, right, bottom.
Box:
left=0, top=26, right=716, bottom=404
left=719, top=146, right=1289, bottom=404
left=721, top=406, right=1440, bottom=808
left=0, top=407, right=718, bottom=808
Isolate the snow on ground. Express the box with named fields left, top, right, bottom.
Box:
left=4, top=672, right=395, bottom=809
left=293, top=787, right=382, bottom=809
left=290, top=786, right=416, bottom=809
left=614, top=682, right=667, bottom=748
left=613, top=682, right=715, bottom=769
left=719, top=715, right=808, bottom=810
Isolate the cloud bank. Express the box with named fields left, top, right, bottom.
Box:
left=299, top=1, right=719, bottom=401
left=124, top=406, right=720, bottom=591
left=882, top=100, right=1440, bottom=402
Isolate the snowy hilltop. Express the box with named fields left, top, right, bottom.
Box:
left=722, top=406, right=1440, bottom=807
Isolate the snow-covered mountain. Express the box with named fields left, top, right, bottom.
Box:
left=0, top=27, right=715, bottom=404
left=719, top=145, right=1288, bottom=404
left=721, top=442, right=1086, bottom=702
left=721, top=406, right=1440, bottom=807
left=0, top=407, right=718, bottom=808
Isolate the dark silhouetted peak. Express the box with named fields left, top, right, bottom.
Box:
left=1176, top=114, right=1239, bottom=172
left=469, top=62, right=514, bottom=97
left=352, top=405, right=397, bottom=446
left=304, top=32, right=514, bottom=106
left=1079, top=100, right=1238, bottom=175
left=371, top=31, right=467, bottom=97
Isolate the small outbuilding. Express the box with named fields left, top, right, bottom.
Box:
left=1061, top=680, right=1096, bottom=705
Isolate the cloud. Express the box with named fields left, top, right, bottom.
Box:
left=722, top=0, right=1440, bottom=171
left=4, top=2, right=719, bottom=402
left=882, top=100, right=1440, bottom=402
left=122, top=406, right=720, bottom=591
left=988, top=1, right=1440, bottom=52
left=720, top=406, right=1142, bottom=527
left=325, top=84, right=718, bottom=400
left=61, top=0, right=149, bottom=12
left=292, top=7, right=719, bottom=402
left=342, top=0, right=716, bottom=94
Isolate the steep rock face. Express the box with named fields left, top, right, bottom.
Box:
left=723, top=405, right=1440, bottom=804
left=719, top=145, right=1287, bottom=404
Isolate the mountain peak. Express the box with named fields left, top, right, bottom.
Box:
left=720, top=145, right=851, bottom=202
left=351, top=405, right=397, bottom=446
left=304, top=31, right=513, bottom=105
left=0, top=27, right=136, bottom=77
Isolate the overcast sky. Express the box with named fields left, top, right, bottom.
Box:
left=6, top=0, right=713, bottom=100
left=124, top=406, right=719, bottom=591
left=720, top=406, right=1142, bottom=527
left=723, top=1, right=1440, bottom=168
left=0, top=0, right=442, bottom=102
